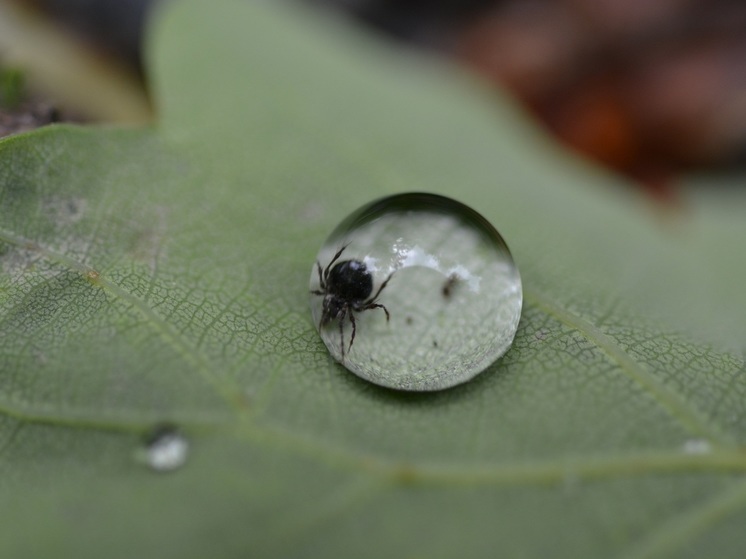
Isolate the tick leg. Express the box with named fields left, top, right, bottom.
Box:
left=364, top=303, right=390, bottom=322
left=310, top=289, right=325, bottom=296
left=368, top=272, right=394, bottom=303
left=338, top=307, right=347, bottom=359
left=323, top=243, right=349, bottom=278
left=348, top=311, right=357, bottom=354
left=316, top=261, right=325, bottom=289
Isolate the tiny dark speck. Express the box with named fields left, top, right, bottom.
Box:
left=442, top=273, right=460, bottom=299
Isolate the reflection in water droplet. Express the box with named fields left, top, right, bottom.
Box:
left=310, top=192, right=522, bottom=391
left=142, top=425, right=189, bottom=472
left=682, top=439, right=712, bottom=455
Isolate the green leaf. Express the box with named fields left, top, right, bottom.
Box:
left=1, top=1, right=745, bottom=557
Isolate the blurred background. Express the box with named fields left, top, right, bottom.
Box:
left=1, top=0, right=745, bottom=202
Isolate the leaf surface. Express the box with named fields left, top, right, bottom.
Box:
left=1, top=1, right=745, bottom=558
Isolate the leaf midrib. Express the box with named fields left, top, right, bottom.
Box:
left=0, top=393, right=744, bottom=490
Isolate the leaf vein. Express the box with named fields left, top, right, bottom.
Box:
left=616, top=477, right=746, bottom=559
left=525, top=287, right=732, bottom=445
left=0, top=227, right=247, bottom=417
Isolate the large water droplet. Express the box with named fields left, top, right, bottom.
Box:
left=141, top=424, right=189, bottom=472
left=309, top=192, right=522, bottom=391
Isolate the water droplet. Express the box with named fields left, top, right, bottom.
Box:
left=141, top=424, right=189, bottom=472
left=309, top=192, right=522, bottom=391
left=682, top=439, right=712, bottom=455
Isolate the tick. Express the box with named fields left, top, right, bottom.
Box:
left=311, top=245, right=393, bottom=358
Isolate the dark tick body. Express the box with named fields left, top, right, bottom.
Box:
left=311, top=245, right=392, bottom=358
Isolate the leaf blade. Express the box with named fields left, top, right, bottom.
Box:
left=1, top=1, right=746, bottom=558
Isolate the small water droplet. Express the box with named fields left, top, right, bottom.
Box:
left=682, top=439, right=712, bottom=455
left=309, top=193, right=522, bottom=391
left=141, top=425, right=189, bottom=472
